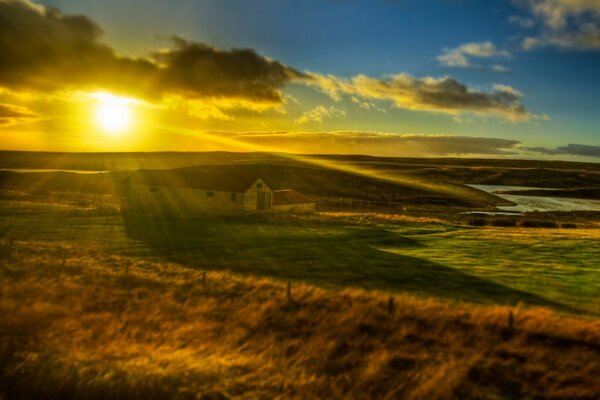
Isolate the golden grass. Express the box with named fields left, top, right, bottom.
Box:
left=321, top=211, right=445, bottom=224
left=1, top=240, right=599, bottom=399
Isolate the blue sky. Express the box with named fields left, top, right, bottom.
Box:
left=0, top=0, right=598, bottom=158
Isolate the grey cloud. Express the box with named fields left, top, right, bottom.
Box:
left=437, top=41, right=511, bottom=72
left=154, top=37, right=307, bottom=104
left=516, top=0, right=600, bottom=51
left=527, top=144, right=600, bottom=157
left=309, top=73, right=538, bottom=121
left=0, top=0, right=306, bottom=105
left=227, top=132, right=522, bottom=157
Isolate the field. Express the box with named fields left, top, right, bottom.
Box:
left=1, top=201, right=599, bottom=315
left=2, top=240, right=600, bottom=399
left=1, top=152, right=600, bottom=399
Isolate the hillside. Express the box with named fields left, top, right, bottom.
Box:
left=1, top=151, right=599, bottom=189
left=176, top=164, right=505, bottom=207
left=1, top=150, right=599, bottom=170
left=0, top=164, right=507, bottom=209
left=1, top=240, right=599, bottom=399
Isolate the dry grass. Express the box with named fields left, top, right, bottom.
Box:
left=321, top=211, right=445, bottom=224
left=1, top=240, right=600, bottom=399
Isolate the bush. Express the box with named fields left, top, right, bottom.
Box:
left=491, top=219, right=517, bottom=227
left=521, top=220, right=558, bottom=228
left=467, top=218, right=486, bottom=226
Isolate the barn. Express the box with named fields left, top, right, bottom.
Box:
left=120, top=170, right=273, bottom=216
left=120, top=170, right=315, bottom=216
left=272, top=189, right=316, bottom=213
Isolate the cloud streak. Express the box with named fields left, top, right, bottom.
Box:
left=224, top=132, right=522, bottom=157
left=526, top=143, right=600, bottom=157
left=0, top=102, right=37, bottom=126
left=309, top=73, right=538, bottom=121
left=437, top=41, right=511, bottom=71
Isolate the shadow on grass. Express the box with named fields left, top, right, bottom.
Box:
left=122, top=215, right=572, bottom=311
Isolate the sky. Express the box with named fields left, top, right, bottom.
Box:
left=0, top=0, right=599, bottom=160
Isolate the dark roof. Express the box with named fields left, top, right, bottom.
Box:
left=272, top=189, right=315, bottom=205
left=123, top=170, right=267, bottom=193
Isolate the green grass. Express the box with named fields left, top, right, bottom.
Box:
left=1, top=199, right=599, bottom=314
left=383, top=227, right=600, bottom=314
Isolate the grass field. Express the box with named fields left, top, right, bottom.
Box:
left=1, top=240, right=599, bottom=399
left=1, top=164, right=600, bottom=399
left=1, top=199, right=599, bottom=315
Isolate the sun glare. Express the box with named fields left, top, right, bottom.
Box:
left=93, top=93, right=134, bottom=135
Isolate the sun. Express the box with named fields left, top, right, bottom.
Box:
left=93, top=93, right=134, bottom=135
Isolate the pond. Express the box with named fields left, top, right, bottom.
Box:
left=469, top=184, right=600, bottom=213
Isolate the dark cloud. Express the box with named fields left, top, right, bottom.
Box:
left=154, top=37, right=307, bottom=103
left=225, top=132, right=521, bottom=157
left=0, top=0, right=305, bottom=104
left=527, top=144, right=600, bottom=157
left=0, top=0, right=153, bottom=93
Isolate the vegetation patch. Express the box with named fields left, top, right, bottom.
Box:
left=490, top=219, right=517, bottom=227
left=1, top=241, right=599, bottom=399
left=468, top=218, right=487, bottom=226
left=521, top=220, right=559, bottom=228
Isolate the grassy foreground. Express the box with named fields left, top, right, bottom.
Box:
left=1, top=241, right=600, bottom=399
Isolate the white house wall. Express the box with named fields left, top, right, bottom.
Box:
left=121, top=184, right=245, bottom=216
left=243, top=178, right=273, bottom=212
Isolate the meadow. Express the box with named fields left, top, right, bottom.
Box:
left=1, top=240, right=599, bottom=399
left=1, top=155, right=600, bottom=399
left=1, top=198, right=599, bottom=315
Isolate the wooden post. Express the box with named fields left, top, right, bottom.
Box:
left=287, top=282, right=292, bottom=302
left=387, top=297, right=395, bottom=315
left=508, top=310, right=515, bottom=334
left=202, top=271, right=207, bottom=286
left=3, top=238, right=14, bottom=261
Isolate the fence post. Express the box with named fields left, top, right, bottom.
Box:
left=387, top=297, right=395, bottom=315
left=508, top=310, right=515, bottom=334
left=287, top=282, right=292, bottom=302
left=202, top=271, right=207, bottom=287
left=1, top=238, right=14, bottom=262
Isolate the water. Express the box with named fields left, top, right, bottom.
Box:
left=0, top=169, right=108, bottom=174
left=470, top=184, right=600, bottom=213
left=469, top=184, right=558, bottom=193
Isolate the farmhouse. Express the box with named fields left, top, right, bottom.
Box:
left=120, top=170, right=314, bottom=216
